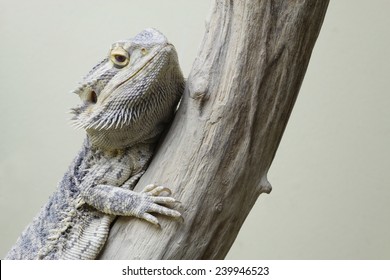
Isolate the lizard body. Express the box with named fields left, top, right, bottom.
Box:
left=6, top=29, right=184, bottom=259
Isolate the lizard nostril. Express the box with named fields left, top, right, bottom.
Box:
left=88, top=91, right=97, bottom=104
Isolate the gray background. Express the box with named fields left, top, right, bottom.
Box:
left=1, top=0, right=389, bottom=259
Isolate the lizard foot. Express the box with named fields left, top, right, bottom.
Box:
left=138, top=184, right=182, bottom=226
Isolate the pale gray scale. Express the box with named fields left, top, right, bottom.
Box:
left=85, top=151, right=133, bottom=187
left=110, top=190, right=142, bottom=214
left=70, top=103, right=88, bottom=118
left=127, top=144, right=154, bottom=175
left=116, top=168, right=124, bottom=180
left=72, top=59, right=111, bottom=96
left=132, top=28, right=167, bottom=47
left=54, top=148, right=148, bottom=259
left=82, top=58, right=109, bottom=81
left=6, top=146, right=89, bottom=259
left=92, top=68, right=119, bottom=96
left=76, top=61, right=119, bottom=104
left=6, top=144, right=136, bottom=259
left=112, top=41, right=132, bottom=53
left=32, top=145, right=93, bottom=258
left=81, top=184, right=153, bottom=218
left=46, top=148, right=134, bottom=259
left=61, top=211, right=114, bottom=260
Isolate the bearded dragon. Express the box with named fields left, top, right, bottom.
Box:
left=5, top=28, right=184, bottom=259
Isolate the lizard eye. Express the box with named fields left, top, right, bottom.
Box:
left=110, top=46, right=130, bottom=68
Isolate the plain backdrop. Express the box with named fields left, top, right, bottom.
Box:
left=0, top=0, right=389, bottom=259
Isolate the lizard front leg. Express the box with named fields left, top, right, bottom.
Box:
left=81, top=183, right=181, bottom=226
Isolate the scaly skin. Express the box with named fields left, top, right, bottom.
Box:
left=6, top=29, right=184, bottom=259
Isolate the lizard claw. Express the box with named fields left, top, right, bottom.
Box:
left=142, top=184, right=172, bottom=196
left=139, top=212, right=160, bottom=227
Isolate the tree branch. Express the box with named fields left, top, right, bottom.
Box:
left=99, top=0, right=329, bottom=259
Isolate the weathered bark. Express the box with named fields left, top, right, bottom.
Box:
left=99, top=0, right=329, bottom=259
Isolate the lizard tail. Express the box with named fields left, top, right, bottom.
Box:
left=61, top=213, right=114, bottom=260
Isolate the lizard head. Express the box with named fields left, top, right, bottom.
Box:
left=70, top=28, right=185, bottom=150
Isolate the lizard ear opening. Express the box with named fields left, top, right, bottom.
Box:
left=87, top=91, right=97, bottom=104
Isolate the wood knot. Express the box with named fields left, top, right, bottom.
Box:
left=215, top=202, right=223, bottom=213
left=189, top=76, right=209, bottom=103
